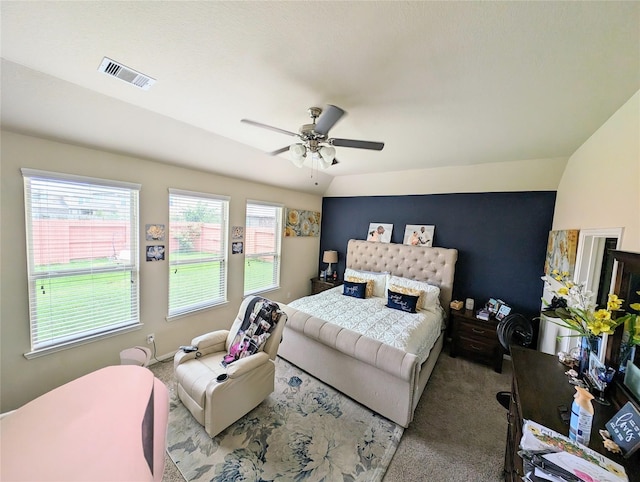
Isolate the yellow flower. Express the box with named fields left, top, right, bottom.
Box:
left=551, top=269, right=559, bottom=275
left=284, top=226, right=297, bottom=237
left=557, top=286, right=569, bottom=296
left=630, top=302, right=640, bottom=311
left=607, top=294, right=624, bottom=311
left=561, top=271, right=570, bottom=277
left=594, top=309, right=611, bottom=322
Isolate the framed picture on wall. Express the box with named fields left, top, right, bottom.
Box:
left=402, top=225, right=435, bottom=246
left=366, top=223, right=392, bottom=243
left=544, top=229, right=579, bottom=277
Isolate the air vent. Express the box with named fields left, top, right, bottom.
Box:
left=98, top=57, right=156, bottom=91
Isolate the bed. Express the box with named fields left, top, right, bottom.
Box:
left=279, top=239, right=458, bottom=427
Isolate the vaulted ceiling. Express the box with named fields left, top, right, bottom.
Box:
left=1, top=1, right=639, bottom=194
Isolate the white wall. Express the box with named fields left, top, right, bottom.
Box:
left=0, top=131, right=322, bottom=411
left=325, top=157, right=568, bottom=197
left=552, top=90, right=640, bottom=251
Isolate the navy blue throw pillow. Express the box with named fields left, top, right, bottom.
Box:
left=343, top=280, right=367, bottom=299
left=386, top=289, right=419, bottom=313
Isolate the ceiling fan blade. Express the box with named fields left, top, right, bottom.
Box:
left=330, top=138, right=384, bottom=151
left=241, top=119, right=299, bottom=137
left=268, top=146, right=290, bottom=156
left=314, top=105, right=346, bottom=136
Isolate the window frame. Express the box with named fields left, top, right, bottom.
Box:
left=244, top=200, right=283, bottom=296
left=167, top=188, right=229, bottom=319
left=21, top=168, right=141, bottom=359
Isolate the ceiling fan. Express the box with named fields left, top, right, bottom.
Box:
left=241, top=105, right=384, bottom=169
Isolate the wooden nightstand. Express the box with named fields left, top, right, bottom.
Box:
left=449, top=308, right=504, bottom=373
left=310, top=277, right=342, bottom=295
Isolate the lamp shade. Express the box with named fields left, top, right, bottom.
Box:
left=289, top=144, right=307, bottom=168
left=322, top=250, right=338, bottom=264
left=318, top=146, right=336, bottom=169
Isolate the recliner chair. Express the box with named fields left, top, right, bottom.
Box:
left=174, top=296, right=287, bottom=437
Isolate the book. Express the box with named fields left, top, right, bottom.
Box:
left=520, top=420, right=628, bottom=482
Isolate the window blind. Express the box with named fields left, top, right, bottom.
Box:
left=22, top=169, right=140, bottom=353
left=244, top=201, right=282, bottom=295
left=168, top=189, right=229, bottom=317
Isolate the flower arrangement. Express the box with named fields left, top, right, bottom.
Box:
left=542, top=270, right=638, bottom=338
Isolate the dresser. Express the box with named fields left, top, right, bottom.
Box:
left=449, top=308, right=504, bottom=373
left=505, top=346, right=640, bottom=482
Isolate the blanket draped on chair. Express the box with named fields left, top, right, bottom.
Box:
left=222, top=297, right=281, bottom=366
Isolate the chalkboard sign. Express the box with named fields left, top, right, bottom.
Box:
left=606, top=401, right=640, bottom=458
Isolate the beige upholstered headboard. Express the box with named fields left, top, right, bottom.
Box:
left=346, top=239, right=458, bottom=314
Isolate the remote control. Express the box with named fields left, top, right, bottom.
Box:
left=180, top=345, right=198, bottom=352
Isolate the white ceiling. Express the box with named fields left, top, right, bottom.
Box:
left=1, top=1, right=639, bottom=195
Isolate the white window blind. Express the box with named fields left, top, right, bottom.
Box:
left=168, top=189, right=229, bottom=317
left=22, top=169, right=140, bottom=354
left=244, top=201, right=282, bottom=295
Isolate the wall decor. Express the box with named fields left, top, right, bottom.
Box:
left=366, top=223, right=393, bottom=243
left=284, top=208, right=320, bottom=237
left=232, top=241, right=244, bottom=254
left=544, top=229, right=579, bottom=276
left=231, top=226, right=244, bottom=240
left=145, top=224, right=165, bottom=241
left=402, top=225, right=434, bottom=246
left=146, top=245, right=165, bottom=261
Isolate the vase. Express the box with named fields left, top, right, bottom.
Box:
left=578, top=335, right=600, bottom=378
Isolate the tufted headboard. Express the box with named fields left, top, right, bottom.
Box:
left=346, top=239, right=458, bottom=314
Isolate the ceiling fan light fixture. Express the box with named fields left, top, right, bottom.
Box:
left=289, top=144, right=307, bottom=167
left=318, top=146, right=336, bottom=169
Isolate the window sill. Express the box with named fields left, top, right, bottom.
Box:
left=24, top=323, right=143, bottom=359
left=166, top=300, right=229, bottom=322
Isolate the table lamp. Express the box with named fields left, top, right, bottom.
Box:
left=323, top=250, right=338, bottom=277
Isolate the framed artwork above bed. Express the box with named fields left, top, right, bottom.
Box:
left=403, top=225, right=434, bottom=246
left=366, top=223, right=392, bottom=243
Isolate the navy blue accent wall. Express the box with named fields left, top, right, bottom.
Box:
left=319, top=192, right=556, bottom=317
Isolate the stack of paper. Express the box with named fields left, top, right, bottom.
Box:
left=519, top=420, right=628, bottom=482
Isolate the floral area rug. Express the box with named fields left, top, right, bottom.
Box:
left=166, top=357, right=404, bottom=481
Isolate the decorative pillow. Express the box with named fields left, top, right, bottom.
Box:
left=343, top=280, right=367, bottom=299
left=386, top=289, right=419, bottom=313
left=222, top=297, right=281, bottom=367
left=345, top=276, right=374, bottom=298
left=344, top=268, right=389, bottom=298
left=389, top=284, right=424, bottom=310
left=387, top=276, right=441, bottom=310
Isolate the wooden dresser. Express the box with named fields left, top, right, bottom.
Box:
left=505, top=346, right=640, bottom=482
left=449, top=308, right=504, bottom=373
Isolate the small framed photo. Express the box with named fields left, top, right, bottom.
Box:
left=495, top=304, right=511, bottom=321
left=403, top=225, right=435, bottom=246
left=366, top=223, right=393, bottom=243
left=145, top=224, right=165, bottom=241
left=146, top=245, right=165, bottom=261
left=487, top=298, right=499, bottom=313
left=232, top=241, right=244, bottom=254
left=231, top=226, right=244, bottom=240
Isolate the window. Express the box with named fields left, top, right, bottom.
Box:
left=244, top=201, right=282, bottom=295
left=168, top=189, right=229, bottom=317
left=22, top=169, right=140, bottom=357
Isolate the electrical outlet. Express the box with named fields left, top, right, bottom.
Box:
left=146, top=334, right=155, bottom=345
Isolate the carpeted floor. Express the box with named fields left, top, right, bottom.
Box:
left=152, top=343, right=512, bottom=481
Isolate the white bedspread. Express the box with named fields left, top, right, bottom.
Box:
left=288, top=287, right=444, bottom=363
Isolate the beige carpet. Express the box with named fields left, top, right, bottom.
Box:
left=152, top=343, right=512, bottom=481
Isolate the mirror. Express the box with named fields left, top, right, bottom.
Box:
left=573, top=228, right=623, bottom=362
left=606, top=250, right=640, bottom=397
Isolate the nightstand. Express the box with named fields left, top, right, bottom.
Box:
left=310, top=277, right=342, bottom=295
left=449, top=309, right=504, bottom=373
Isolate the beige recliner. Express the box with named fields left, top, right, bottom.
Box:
left=174, top=296, right=287, bottom=437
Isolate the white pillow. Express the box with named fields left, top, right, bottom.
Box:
left=387, top=275, right=441, bottom=310
left=344, top=268, right=389, bottom=298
